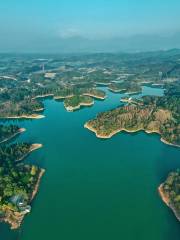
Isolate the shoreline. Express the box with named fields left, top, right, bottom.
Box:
left=1, top=168, right=45, bottom=229
left=82, top=93, right=106, bottom=100
left=64, top=101, right=94, bottom=112
left=32, top=94, right=54, bottom=100
left=16, top=144, right=43, bottom=162
left=158, top=184, right=180, bottom=222
left=84, top=123, right=144, bottom=139
left=125, top=91, right=142, bottom=95
left=54, top=94, right=74, bottom=100
left=31, top=168, right=45, bottom=201
left=2, top=209, right=25, bottom=230
left=95, top=82, right=110, bottom=86
left=0, top=128, right=26, bottom=144
left=158, top=184, right=170, bottom=206
left=34, top=108, right=44, bottom=112
left=29, top=143, right=43, bottom=153
left=84, top=123, right=180, bottom=148
left=108, top=88, right=127, bottom=93
left=160, top=138, right=180, bottom=148
left=1, top=114, right=45, bottom=119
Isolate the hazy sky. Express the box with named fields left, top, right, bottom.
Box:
left=0, top=0, right=180, bottom=52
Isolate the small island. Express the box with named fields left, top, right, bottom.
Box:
left=64, top=95, right=94, bottom=112
left=159, top=170, right=180, bottom=221
left=0, top=143, right=44, bottom=229
left=85, top=96, right=180, bottom=147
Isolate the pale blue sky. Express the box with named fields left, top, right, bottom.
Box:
left=0, top=0, right=180, bottom=52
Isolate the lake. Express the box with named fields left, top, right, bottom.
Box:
left=0, top=86, right=180, bottom=240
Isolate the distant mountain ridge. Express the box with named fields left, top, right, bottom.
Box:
left=1, top=32, right=180, bottom=53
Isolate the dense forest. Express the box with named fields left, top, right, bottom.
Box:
left=0, top=125, right=20, bottom=143
left=82, top=88, right=106, bottom=99
left=0, top=143, right=32, bottom=163
left=108, top=81, right=142, bottom=93
left=64, top=95, right=94, bottom=111
left=0, top=143, right=40, bottom=213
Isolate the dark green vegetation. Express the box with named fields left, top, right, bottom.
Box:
left=0, top=143, right=32, bottom=162
left=0, top=141, right=43, bottom=229
left=64, top=95, right=94, bottom=111
left=0, top=85, right=44, bottom=117
left=108, top=81, right=142, bottom=93
left=0, top=125, right=20, bottom=143
left=82, top=88, right=106, bottom=99
left=0, top=143, right=39, bottom=207
left=0, top=142, right=43, bottom=229
left=161, top=170, right=180, bottom=220
left=54, top=88, right=106, bottom=100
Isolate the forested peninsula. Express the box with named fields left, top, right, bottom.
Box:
left=85, top=96, right=180, bottom=147
left=0, top=142, right=44, bottom=229
left=0, top=125, right=25, bottom=143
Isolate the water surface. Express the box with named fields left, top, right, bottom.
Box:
left=0, top=86, right=179, bottom=240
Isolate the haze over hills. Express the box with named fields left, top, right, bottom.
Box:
left=1, top=1, right=180, bottom=53
left=1, top=32, right=180, bottom=53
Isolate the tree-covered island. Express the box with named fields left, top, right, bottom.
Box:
left=64, top=95, right=94, bottom=112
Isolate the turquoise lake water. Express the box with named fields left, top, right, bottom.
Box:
left=0, top=86, right=180, bottom=240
